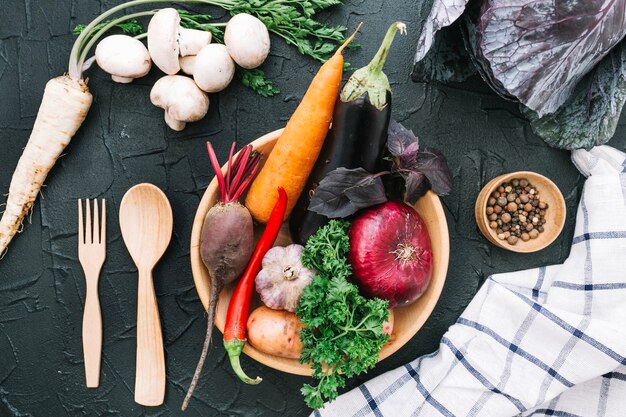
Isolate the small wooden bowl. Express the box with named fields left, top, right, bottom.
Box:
left=190, top=129, right=450, bottom=375
left=475, top=171, right=566, bottom=253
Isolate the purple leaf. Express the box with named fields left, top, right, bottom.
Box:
left=466, top=0, right=626, bottom=117
left=388, top=119, right=419, bottom=157
left=414, top=0, right=470, bottom=63
left=412, top=148, right=453, bottom=195
left=309, top=168, right=387, bottom=218
left=404, top=171, right=430, bottom=204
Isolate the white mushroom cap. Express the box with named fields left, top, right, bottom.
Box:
left=179, top=56, right=197, bottom=75
left=193, top=44, right=235, bottom=93
left=95, top=35, right=151, bottom=83
left=179, top=28, right=211, bottom=56
left=150, top=75, right=209, bottom=131
left=148, top=8, right=181, bottom=75
left=224, top=13, right=270, bottom=69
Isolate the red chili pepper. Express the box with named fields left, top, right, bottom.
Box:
left=223, top=187, right=288, bottom=384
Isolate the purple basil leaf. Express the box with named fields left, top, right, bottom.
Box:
left=465, top=0, right=626, bottom=117
left=309, top=168, right=387, bottom=218
left=388, top=119, right=419, bottom=159
left=412, top=147, right=452, bottom=195
left=404, top=171, right=430, bottom=204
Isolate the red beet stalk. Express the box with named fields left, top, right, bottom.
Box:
left=223, top=187, right=288, bottom=384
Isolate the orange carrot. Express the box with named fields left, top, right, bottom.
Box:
left=245, top=24, right=362, bottom=223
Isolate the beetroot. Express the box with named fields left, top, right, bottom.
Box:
left=348, top=201, right=432, bottom=307
left=183, top=142, right=261, bottom=410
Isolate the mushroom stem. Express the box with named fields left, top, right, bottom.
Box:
left=164, top=111, right=186, bottom=131
left=111, top=75, right=135, bottom=83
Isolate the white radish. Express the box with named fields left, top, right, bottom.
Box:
left=0, top=76, right=92, bottom=255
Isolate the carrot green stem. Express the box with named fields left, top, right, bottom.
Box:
left=224, top=339, right=262, bottom=385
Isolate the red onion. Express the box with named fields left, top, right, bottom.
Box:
left=348, top=201, right=433, bottom=307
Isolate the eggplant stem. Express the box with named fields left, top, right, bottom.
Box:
left=368, top=22, right=406, bottom=74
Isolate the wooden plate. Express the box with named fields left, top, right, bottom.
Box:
left=190, top=129, right=450, bottom=376
left=474, top=171, right=566, bottom=253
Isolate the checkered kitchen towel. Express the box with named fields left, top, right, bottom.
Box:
left=314, top=146, right=626, bottom=417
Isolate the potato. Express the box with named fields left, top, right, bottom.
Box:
left=383, top=309, right=394, bottom=336
left=247, top=306, right=303, bottom=359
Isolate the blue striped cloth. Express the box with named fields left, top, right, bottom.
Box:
left=313, top=146, right=626, bottom=417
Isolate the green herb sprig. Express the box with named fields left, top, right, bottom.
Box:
left=72, top=19, right=144, bottom=38
left=297, top=220, right=389, bottom=409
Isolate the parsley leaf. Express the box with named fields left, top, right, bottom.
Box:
left=72, top=19, right=143, bottom=38
left=237, top=68, right=280, bottom=97
left=297, top=220, right=389, bottom=409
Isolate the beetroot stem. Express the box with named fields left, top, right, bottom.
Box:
left=207, top=142, right=261, bottom=204
left=225, top=142, right=236, bottom=201
left=207, top=142, right=228, bottom=203
left=229, top=145, right=252, bottom=195
left=231, top=162, right=260, bottom=201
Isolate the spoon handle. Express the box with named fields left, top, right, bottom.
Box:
left=135, top=267, right=165, bottom=406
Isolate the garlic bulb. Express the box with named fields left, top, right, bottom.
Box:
left=255, top=244, right=314, bottom=312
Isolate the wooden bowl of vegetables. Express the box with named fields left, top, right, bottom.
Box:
left=190, top=128, right=450, bottom=376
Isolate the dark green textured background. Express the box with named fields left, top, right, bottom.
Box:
left=0, top=1, right=624, bottom=416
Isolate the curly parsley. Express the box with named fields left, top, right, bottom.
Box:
left=297, top=220, right=389, bottom=409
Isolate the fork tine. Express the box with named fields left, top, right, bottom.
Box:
left=86, top=199, right=92, bottom=245
left=101, top=199, right=106, bottom=247
left=78, top=199, right=84, bottom=245
left=93, top=199, right=100, bottom=245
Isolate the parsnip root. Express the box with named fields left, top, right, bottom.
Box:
left=0, top=76, right=92, bottom=255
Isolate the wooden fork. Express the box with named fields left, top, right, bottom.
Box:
left=78, top=199, right=106, bottom=388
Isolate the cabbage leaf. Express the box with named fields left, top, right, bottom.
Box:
left=468, top=0, right=626, bottom=117
left=526, top=41, right=626, bottom=150
left=414, top=0, right=469, bottom=63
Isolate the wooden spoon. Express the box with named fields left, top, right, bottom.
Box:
left=119, top=183, right=173, bottom=406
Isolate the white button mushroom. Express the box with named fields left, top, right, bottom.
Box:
left=224, top=13, right=270, bottom=69
left=179, top=56, right=197, bottom=75
left=179, top=28, right=212, bottom=56
left=95, top=35, right=151, bottom=83
left=150, top=75, right=209, bottom=131
left=193, top=44, right=235, bottom=93
left=148, top=8, right=212, bottom=75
